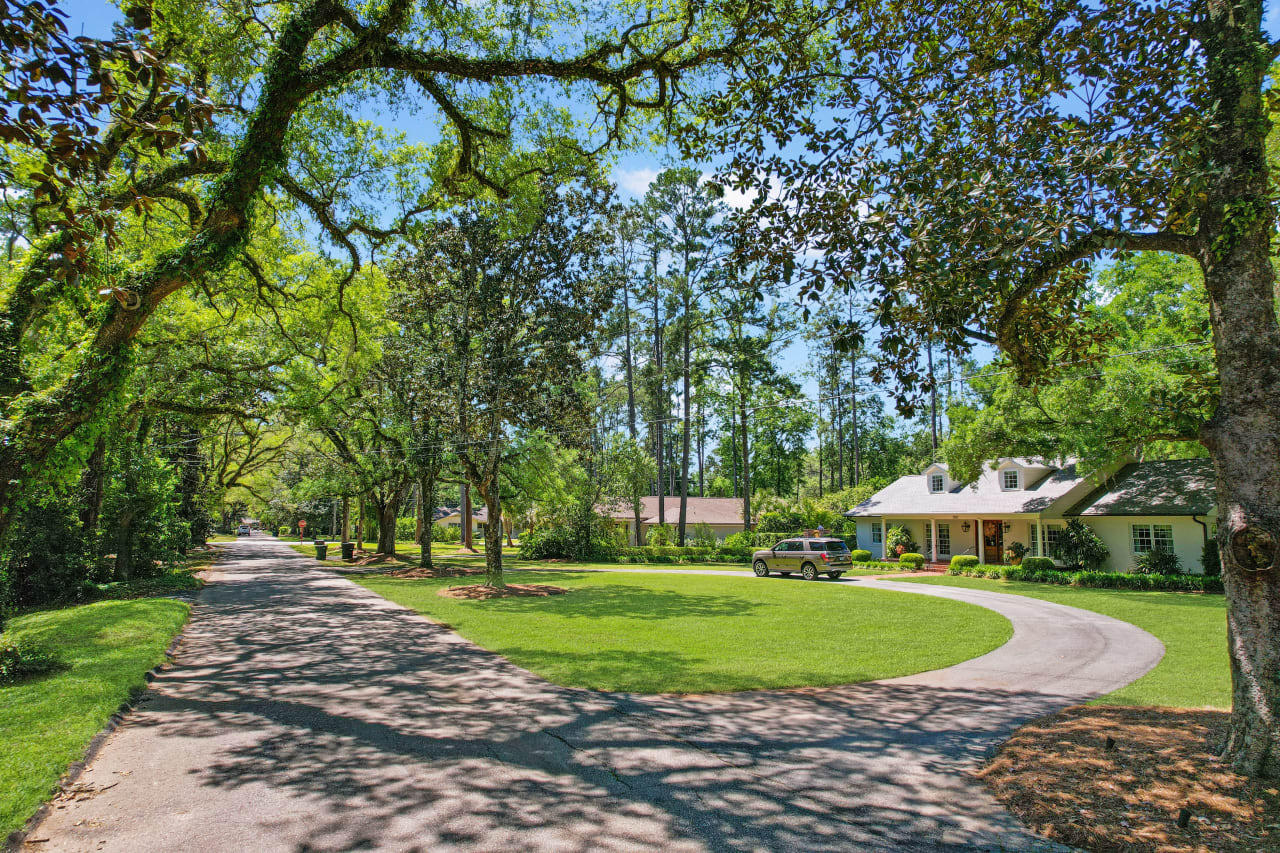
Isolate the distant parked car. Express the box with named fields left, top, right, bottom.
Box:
left=237, top=524, right=251, bottom=536
left=752, top=537, right=852, bottom=580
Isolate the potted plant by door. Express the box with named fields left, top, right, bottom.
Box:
left=1003, top=541, right=1028, bottom=565
left=885, top=525, right=918, bottom=558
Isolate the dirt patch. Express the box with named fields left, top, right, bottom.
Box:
left=348, top=553, right=402, bottom=566
left=980, top=705, right=1279, bottom=853
left=438, top=583, right=569, bottom=600
left=384, top=565, right=485, bottom=579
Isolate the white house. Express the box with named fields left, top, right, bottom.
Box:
left=845, top=457, right=1216, bottom=573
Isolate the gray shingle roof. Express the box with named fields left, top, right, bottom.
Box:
left=598, top=496, right=745, bottom=525
left=1064, top=458, right=1216, bottom=517
left=845, top=462, right=1085, bottom=517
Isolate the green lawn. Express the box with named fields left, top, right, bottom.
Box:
left=355, top=570, right=1012, bottom=693
left=509, top=559, right=899, bottom=575
left=0, top=599, right=190, bottom=839
left=889, top=576, right=1228, bottom=709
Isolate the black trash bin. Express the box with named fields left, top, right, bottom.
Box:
left=341, top=541, right=355, bottom=561
left=314, top=540, right=327, bottom=560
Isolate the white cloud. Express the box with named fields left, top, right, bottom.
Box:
left=615, top=167, right=658, bottom=199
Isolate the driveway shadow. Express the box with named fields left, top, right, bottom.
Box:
left=34, top=539, right=1073, bottom=852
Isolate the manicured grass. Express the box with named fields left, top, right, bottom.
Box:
left=355, top=570, right=1012, bottom=693
left=0, top=599, right=190, bottom=839
left=509, top=559, right=897, bottom=575
left=890, top=575, right=1228, bottom=709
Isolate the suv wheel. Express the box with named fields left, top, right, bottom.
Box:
left=753, top=560, right=769, bottom=577
left=801, top=562, right=818, bottom=581
left=828, top=571, right=843, bottom=579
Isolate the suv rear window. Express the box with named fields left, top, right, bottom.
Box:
left=820, top=541, right=850, bottom=552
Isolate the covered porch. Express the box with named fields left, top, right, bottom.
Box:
left=855, top=515, right=1051, bottom=565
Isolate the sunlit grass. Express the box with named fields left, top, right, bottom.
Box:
left=0, top=599, right=189, bottom=838
left=890, top=575, right=1228, bottom=708
left=356, top=570, right=1011, bottom=693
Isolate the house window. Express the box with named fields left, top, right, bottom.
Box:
left=924, top=521, right=932, bottom=555
left=1044, top=524, right=1062, bottom=558
left=871, top=522, right=882, bottom=544
left=1029, top=523, right=1038, bottom=556
left=1002, top=469, right=1020, bottom=490
left=936, top=523, right=950, bottom=555
left=1132, top=523, right=1174, bottom=554
left=930, top=473, right=944, bottom=493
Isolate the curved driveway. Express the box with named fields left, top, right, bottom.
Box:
left=26, top=538, right=1162, bottom=852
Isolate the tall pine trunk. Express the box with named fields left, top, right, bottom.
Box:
left=739, top=382, right=751, bottom=533
left=850, top=356, right=861, bottom=487
left=678, top=297, right=691, bottom=546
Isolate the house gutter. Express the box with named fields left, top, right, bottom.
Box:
left=1192, top=514, right=1210, bottom=546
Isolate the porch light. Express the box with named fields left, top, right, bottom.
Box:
left=961, top=521, right=971, bottom=533
left=1003, top=522, right=1012, bottom=533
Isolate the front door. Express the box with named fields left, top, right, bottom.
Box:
left=983, top=520, right=1004, bottom=564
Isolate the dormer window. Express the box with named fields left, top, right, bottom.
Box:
left=1002, top=469, right=1021, bottom=490
left=929, top=473, right=945, bottom=493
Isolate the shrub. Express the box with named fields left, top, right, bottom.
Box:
left=758, top=510, right=804, bottom=533
left=851, top=549, right=873, bottom=563
left=1020, top=557, right=1056, bottom=572
left=885, top=525, right=917, bottom=556
left=949, top=555, right=980, bottom=571
left=1050, top=519, right=1109, bottom=570
left=0, top=486, right=96, bottom=609
left=0, top=641, right=61, bottom=685
left=721, top=531, right=753, bottom=551
left=430, top=523, right=461, bottom=544
left=1134, top=546, right=1182, bottom=575
left=646, top=523, right=673, bottom=546
left=395, top=516, right=419, bottom=542
left=1201, top=539, right=1221, bottom=576
left=690, top=522, right=718, bottom=548
left=898, top=552, right=926, bottom=569
left=520, top=516, right=617, bottom=561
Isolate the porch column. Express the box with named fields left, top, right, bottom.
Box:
left=1038, top=519, right=1045, bottom=559
left=931, top=519, right=940, bottom=564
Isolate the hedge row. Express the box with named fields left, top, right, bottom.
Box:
left=617, top=554, right=752, bottom=565
left=945, top=562, right=1224, bottom=593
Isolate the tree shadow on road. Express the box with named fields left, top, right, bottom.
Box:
left=104, top=551, right=1078, bottom=852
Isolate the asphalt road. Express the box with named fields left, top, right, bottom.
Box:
left=24, top=536, right=1163, bottom=852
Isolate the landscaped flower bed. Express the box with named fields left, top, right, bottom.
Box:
left=946, top=559, right=1223, bottom=593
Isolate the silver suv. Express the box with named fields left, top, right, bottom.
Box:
left=752, top=538, right=853, bottom=580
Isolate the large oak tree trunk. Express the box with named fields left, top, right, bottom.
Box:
left=1199, top=1, right=1280, bottom=777
left=78, top=435, right=107, bottom=538
left=419, top=475, right=434, bottom=569
left=479, top=483, right=504, bottom=586
left=377, top=500, right=399, bottom=556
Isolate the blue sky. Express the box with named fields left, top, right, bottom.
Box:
left=67, top=1, right=1262, bottom=431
